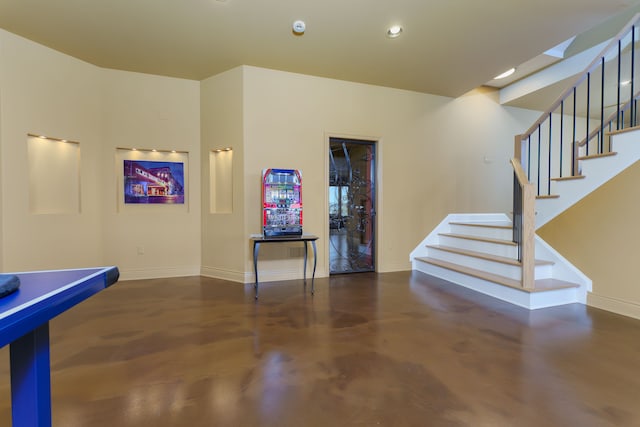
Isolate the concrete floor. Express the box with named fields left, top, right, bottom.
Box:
left=1, top=271, right=639, bottom=426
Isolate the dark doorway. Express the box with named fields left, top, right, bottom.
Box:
left=328, top=137, right=376, bottom=274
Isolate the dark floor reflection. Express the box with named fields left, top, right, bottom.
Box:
left=329, top=229, right=373, bottom=273
left=1, top=272, right=639, bottom=426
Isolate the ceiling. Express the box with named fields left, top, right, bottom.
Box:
left=1, top=0, right=640, bottom=98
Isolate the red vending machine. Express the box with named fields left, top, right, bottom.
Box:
left=262, top=168, right=303, bottom=237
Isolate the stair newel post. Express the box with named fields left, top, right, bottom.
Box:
left=511, top=158, right=536, bottom=290
left=514, top=134, right=529, bottom=180
left=520, top=181, right=536, bottom=290
left=514, top=134, right=523, bottom=162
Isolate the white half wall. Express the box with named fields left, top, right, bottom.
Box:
left=535, top=128, right=640, bottom=228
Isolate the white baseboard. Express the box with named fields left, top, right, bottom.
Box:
left=200, top=266, right=246, bottom=283
left=377, top=262, right=411, bottom=273
left=200, top=265, right=328, bottom=284
left=118, top=265, right=200, bottom=281
left=587, top=292, right=640, bottom=320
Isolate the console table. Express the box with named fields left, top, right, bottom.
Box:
left=250, top=235, right=318, bottom=299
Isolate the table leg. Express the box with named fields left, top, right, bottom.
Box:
left=10, top=322, right=52, bottom=427
left=303, top=241, right=308, bottom=282
left=253, top=241, right=260, bottom=299
left=311, top=240, right=317, bottom=295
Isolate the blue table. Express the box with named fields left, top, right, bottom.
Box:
left=0, top=266, right=120, bottom=427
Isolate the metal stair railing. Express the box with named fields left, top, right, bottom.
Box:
left=511, top=159, right=535, bottom=289
left=510, top=13, right=640, bottom=289
left=515, top=13, right=640, bottom=197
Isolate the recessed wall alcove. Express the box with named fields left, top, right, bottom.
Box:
left=27, top=134, right=80, bottom=215
left=209, top=148, right=233, bottom=214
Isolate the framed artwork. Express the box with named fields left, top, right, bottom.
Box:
left=124, top=160, right=185, bottom=204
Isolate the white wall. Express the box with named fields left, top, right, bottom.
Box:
left=443, top=87, right=544, bottom=212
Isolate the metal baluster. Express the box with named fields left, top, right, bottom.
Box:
left=512, top=172, right=522, bottom=261
left=617, top=39, right=622, bottom=130
left=586, top=72, right=591, bottom=155
left=600, top=57, right=605, bottom=153
left=560, top=101, right=564, bottom=177
left=537, top=126, right=541, bottom=195
left=632, top=25, right=636, bottom=127
left=527, top=135, right=531, bottom=182
left=571, top=86, right=577, bottom=176
left=547, top=114, right=552, bottom=195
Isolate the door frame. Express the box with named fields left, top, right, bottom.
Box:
left=324, top=133, right=381, bottom=275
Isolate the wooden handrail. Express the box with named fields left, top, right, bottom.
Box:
left=522, top=13, right=640, bottom=140
left=510, top=158, right=536, bottom=289
left=516, top=14, right=640, bottom=196
left=513, top=134, right=523, bottom=162
left=576, top=88, right=640, bottom=148
left=511, top=157, right=528, bottom=185
left=510, top=14, right=640, bottom=290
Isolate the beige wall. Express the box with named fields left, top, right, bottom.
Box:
left=100, top=69, right=201, bottom=279
left=2, top=27, right=638, bottom=319
left=200, top=68, right=246, bottom=281
left=0, top=30, right=201, bottom=277
left=0, top=29, right=544, bottom=285
left=538, top=160, right=640, bottom=319
left=0, top=38, right=3, bottom=272
left=0, top=29, right=103, bottom=271
left=240, top=67, right=539, bottom=277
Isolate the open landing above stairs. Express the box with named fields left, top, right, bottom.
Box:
left=410, top=214, right=591, bottom=310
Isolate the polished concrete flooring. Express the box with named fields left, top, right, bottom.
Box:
left=2, top=271, right=640, bottom=426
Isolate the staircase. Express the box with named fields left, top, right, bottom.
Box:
left=410, top=125, right=640, bottom=310
left=410, top=14, right=640, bottom=310
left=410, top=214, right=590, bottom=309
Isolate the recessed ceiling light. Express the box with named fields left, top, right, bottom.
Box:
left=494, top=68, right=516, bottom=80
left=386, top=25, right=403, bottom=38
left=621, top=79, right=631, bottom=86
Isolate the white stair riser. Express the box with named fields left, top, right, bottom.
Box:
left=427, top=248, right=521, bottom=280
left=438, top=235, right=519, bottom=258
left=449, top=224, right=513, bottom=240
left=535, top=264, right=553, bottom=279
left=410, top=213, right=591, bottom=310
left=412, top=261, right=582, bottom=309
left=427, top=248, right=554, bottom=281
